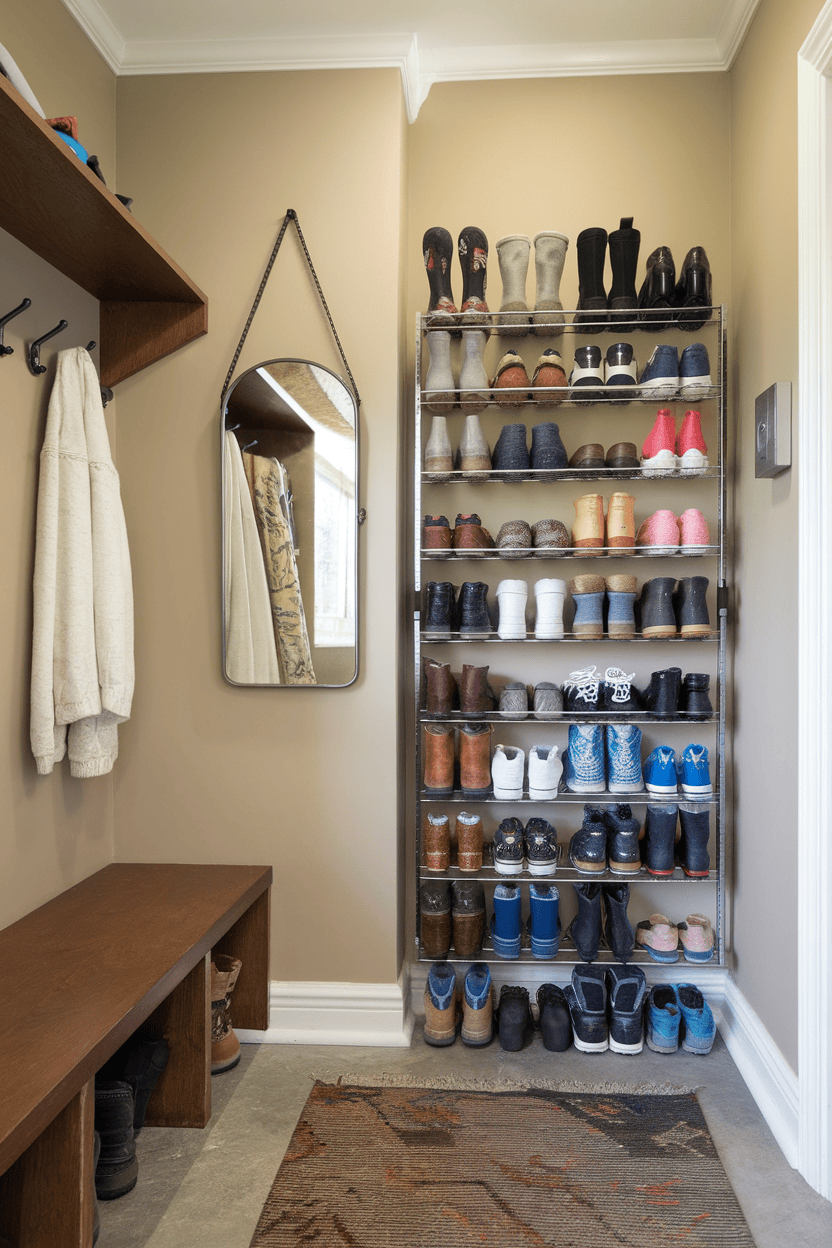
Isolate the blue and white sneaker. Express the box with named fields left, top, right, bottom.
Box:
left=563, top=723, right=606, bottom=793
left=678, top=342, right=712, bottom=399
left=676, top=983, right=717, bottom=1054
left=491, top=883, right=522, bottom=958
left=606, top=723, right=644, bottom=793
left=643, top=746, right=678, bottom=795
left=638, top=344, right=679, bottom=397
left=679, top=743, right=712, bottom=797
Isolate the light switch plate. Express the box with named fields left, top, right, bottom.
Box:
left=755, top=381, right=792, bottom=477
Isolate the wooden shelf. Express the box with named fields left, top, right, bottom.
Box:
left=0, top=75, right=208, bottom=387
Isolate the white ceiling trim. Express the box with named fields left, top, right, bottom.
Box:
left=62, top=0, right=761, bottom=123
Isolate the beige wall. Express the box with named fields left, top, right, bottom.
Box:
left=1, top=5, right=115, bottom=928
left=113, top=69, right=407, bottom=984
left=728, top=0, right=823, bottom=1074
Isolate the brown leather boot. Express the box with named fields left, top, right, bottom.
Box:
left=424, top=812, right=450, bottom=871
left=459, top=723, right=492, bottom=797
left=211, top=955, right=242, bottom=1074
left=452, top=881, right=485, bottom=956
left=424, top=658, right=458, bottom=716
left=420, top=881, right=452, bottom=958
left=423, top=725, right=455, bottom=795
left=458, top=663, right=494, bottom=716
left=455, top=811, right=484, bottom=871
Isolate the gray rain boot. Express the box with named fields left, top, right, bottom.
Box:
left=458, top=328, right=489, bottom=415
left=495, top=234, right=531, bottom=337
left=423, top=415, right=453, bottom=475
left=423, top=330, right=456, bottom=411
left=531, top=230, right=569, bottom=334
left=456, top=411, right=491, bottom=472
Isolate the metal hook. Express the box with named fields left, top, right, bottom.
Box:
left=100, top=386, right=114, bottom=408
left=0, top=298, right=32, bottom=356
left=240, top=439, right=259, bottom=453
left=28, top=320, right=68, bottom=375
left=227, top=423, right=241, bottom=432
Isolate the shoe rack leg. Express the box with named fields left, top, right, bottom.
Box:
left=138, top=953, right=211, bottom=1129
left=0, top=1078, right=95, bottom=1248
left=212, top=888, right=271, bottom=1030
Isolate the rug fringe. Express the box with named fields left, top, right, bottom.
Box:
left=316, top=1072, right=701, bottom=1096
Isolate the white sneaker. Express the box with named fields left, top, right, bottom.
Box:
left=527, top=744, right=563, bottom=800
left=491, top=744, right=525, bottom=800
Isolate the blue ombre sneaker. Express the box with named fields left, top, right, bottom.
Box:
left=646, top=984, right=681, bottom=1053
left=490, top=883, right=522, bottom=958
left=677, top=984, right=717, bottom=1054
left=563, top=723, right=605, bottom=793
left=606, top=723, right=644, bottom=793
left=527, top=883, right=561, bottom=958
left=638, top=344, right=679, bottom=397
left=643, top=746, right=678, bottom=795
left=679, top=744, right=712, bottom=797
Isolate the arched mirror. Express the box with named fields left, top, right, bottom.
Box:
left=221, top=359, right=359, bottom=687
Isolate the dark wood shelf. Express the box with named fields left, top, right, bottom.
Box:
left=0, top=75, right=208, bottom=387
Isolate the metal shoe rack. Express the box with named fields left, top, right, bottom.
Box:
left=413, top=305, right=728, bottom=968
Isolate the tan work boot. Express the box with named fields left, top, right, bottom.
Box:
left=572, top=494, right=605, bottom=554
left=211, top=955, right=242, bottom=1074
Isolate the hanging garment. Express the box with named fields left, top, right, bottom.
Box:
left=30, top=347, right=134, bottom=777
left=244, top=452, right=316, bottom=685
left=223, top=432, right=280, bottom=684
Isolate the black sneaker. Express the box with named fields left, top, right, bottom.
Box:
left=497, top=985, right=535, bottom=1051
left=562, top=666, right=601, bottom=713
left=606, top=965, right=647, bottom=1054
left=524, top=817, right=560, bottom=876
left=491, top=817, right=526, bottom=875
left=536, top=984, right=573, bottom=1051
left=564, top=966, right=608, bottom=1053
left=601, top=667, right=642, bottom=712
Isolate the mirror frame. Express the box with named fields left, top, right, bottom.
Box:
left=220, top=357, right=360, bottom=689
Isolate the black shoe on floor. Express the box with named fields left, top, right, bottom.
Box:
left=98, top=1037, right=169, bottom=1132
left=536, top=984, right=573, bottom=1051
left=94, top=1080, right=138, bottom=1200
left=497, top=985, right=535, bottom=1051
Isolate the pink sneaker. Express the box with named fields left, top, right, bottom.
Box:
left=678, top=508, right=710, bottom=553
left=636, top=509, right=680, bottom=555
left=640, top=409, right=676, bottom=474
left=676, top=410, right=709, bottom=472
left=677, top=914, right=715, bottom=963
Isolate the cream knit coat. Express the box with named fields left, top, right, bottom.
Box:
left=30, top=348, right=134, bottom=777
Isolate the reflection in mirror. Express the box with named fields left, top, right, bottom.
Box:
left=221, top=359, right=358, bottom=687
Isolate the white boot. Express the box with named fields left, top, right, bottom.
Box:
left=423, top=330, right=455, bottom=411
left=528, top=744, right=564, bottom=800
left=458, top=329, right=489, bottom=413
left=534, top=578, right=566, bottom=639
left=496, top=579, right=528, bottom=639
left=457, top=414, right=491, bottom=472
left=532, top=231, right=569, bottom=334
left=495, top=235, right=531, bottom=337
left=424, top=416, right=453, bottom=474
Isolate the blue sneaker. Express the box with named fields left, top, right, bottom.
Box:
left=563, top=723, right=606, bottom=793
left=679, top=744, right=712, bottom=797
left=460, top=963, right=495, bottom=1047
left=638, top=344, right=679, bottom=397
left=678, top=342, right=712, bottom=399
left=491, top=883, right=522, bottom=958
left=646, top=984, right=681, bottom=1053
left=643, top=746, right=678, bottom=795
left=527, top=883, right=561, bottom=958
left=676, top=983, right=717, bottom=1054
left=423, top=962, right=458, bottom=1047
left=606, top=723, right=644, bottom=793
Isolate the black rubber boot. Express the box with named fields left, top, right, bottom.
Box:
left=639, top=578, right=677, bottom=638
left=424, top=581, right=457, bottom=634
left=673, top=577, right=711, bottom=636
left=423, top=226, right=458, bottom=326
left=607, top=217, right=640, bottom=331
left=642, top=667, right=682, bottom=717
left=674, top=246, right=713, bottom=331
left=573, top=227, right=608, bottom=330
left=680, top=672, right=713, bottom=720
left=497, top=985, right=535, bottom=1051
left=678, top=803, right=711, bottom=877
left=457, top=225, right=490, bottom=329
left=643, top=804, right=679, bottom=875
left=536, top=984, right=573, bottom=1051
left=94, top=1080, right=138, bottom=1200
left=602, top=883, right=635, bottom=962
left=570, top=882, right=602, bottom=961
left=637, top=246, right=676, bottom=331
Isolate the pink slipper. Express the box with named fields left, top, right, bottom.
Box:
left=678, top=508, right=710, bottom=553
left=636, top=509, right=680, bottom=555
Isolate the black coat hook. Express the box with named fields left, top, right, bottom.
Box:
left=29, top=320, right=68, bottom=375
left=0, top=298, right=32, bottom=356
left=100, top=385, right=114, bottom=408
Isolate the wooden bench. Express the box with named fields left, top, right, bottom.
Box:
left=0, top=862, right=272, bottom=1247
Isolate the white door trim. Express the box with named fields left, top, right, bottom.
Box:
left=797, top=2, right=832, bottom=1201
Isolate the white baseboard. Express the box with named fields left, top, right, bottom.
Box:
left=716, top=976, right=799, bottom=1168
left=236, top=973, right=415, bottom=1048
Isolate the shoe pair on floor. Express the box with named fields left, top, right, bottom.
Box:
left=565, top=965, right=716, bottom=1055
left=422, top=967, right=574, bottom=1052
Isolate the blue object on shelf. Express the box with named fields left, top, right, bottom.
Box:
left=53, top=130, right=89, bottom=163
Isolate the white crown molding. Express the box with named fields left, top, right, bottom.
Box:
left=62, top=0, right=761, bottom=122
left=235, top=973, right=415, bottom=1048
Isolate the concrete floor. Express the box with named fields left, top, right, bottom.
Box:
left=98, top=1030, right=832, bottom=1248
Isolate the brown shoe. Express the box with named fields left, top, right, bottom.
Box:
left=606, top=441, right=639, bottom=468
left=452, top=513, right=494, bottom=548
left=460, top=965, right=495, bottom=1046
left=491, top=350, right=532, bottom=406
left=496, top=519, right=532, bottom=558
left=422, top=515, right=452, bottom=549
left=423, top=724, right=455, bottom=795
left=459, top=723, right=492, bottom=797
left=452, top=881, right=485, bottom=957
left=424, top=813, right=450, bottom=871
left=455, top=811, right=484, bottom=871
left=211, top=955, right=242, bottom=1075
left=420, top=881, right=452, bottom=959
left=423, top=962, right=459, bottom=1046
left=423, top=657, right=458, bottom=716
left=568, top=443, right=605, bottom=469
left=532, top=518, right=570, bottom=549
left=459, top=663, right=495, bottom=716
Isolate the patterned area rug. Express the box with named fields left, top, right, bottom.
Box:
left=249, top=1081, right=756, bottom=1247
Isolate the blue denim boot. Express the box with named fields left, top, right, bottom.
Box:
left=605, top=576, right=638, bottom=639
left=606, top=723, right=644, bottom=793
left=563, top=723, right=605, bottom=793
left=569, top=575, right=605, bottom=638
left=643, top=803, right=679, bottom=874
left=679, top=341, right=712, bottom=396
left=491, top=883, right=522, bottom=958
left=491, top=423, right=529, bottom=471
left=527, top=883, right=561, bottom=958
left=638, top=342, right=679, bottom=395
left=678, top=803, right=711, bottom=876
left=530, top=421, right=568, bottom=469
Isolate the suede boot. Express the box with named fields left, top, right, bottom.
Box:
left=605, top=575, right=638, bottom=639
left=423, top=724, right=455, bottom=795
left=452, top=880, right=486, bottom=957
left=457, top=226, right=491, bottom=328
left=573, top=227, right=608, bottom=329
left=606, top=492, right=635, bottom=550
left=423, top=657, right=458, bottom=716
left=211, top=955, right=242, bottom=1074
left=461, top=963, right=495, bottom=1046
left=424, top=812, right=450, bottom=871
left=459, top=663, right=494, bottom=716
left=458, top=332, right=490, bottom=417
left=570, top=882, right=603, bottom=962
left=424, top=581, right=456, bottom=635
left=458, top=581, right=492, bottom=635
left=607, top=217, right=640, bottom=331
left=491, top=350, right=532, bottom=405
left=423, top=415, right=453, bottom=475
left=531, top=230, right=569, bottom=333
left=455, top=811, right=484, bottom=872
left=459, top=723, right=492, bottom=798
left=602, top=883, right=635, bottom=962
left=423, top=330, right=456, bottom=410
left=423, top=962, right=458, bottom=1046
left=420, top=880, right=452, bottom=958
left=456, top=409, right=491, bottom=469
left=422, top=514, right=452, bottom=549
left=423, top=226, right=458, bottom=326
left=495, top=234, right=531, bottom=336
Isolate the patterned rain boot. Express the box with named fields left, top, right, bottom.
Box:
left=423, top=226, right=457, bottom=327
left=457, top=226, right=491, bottom=329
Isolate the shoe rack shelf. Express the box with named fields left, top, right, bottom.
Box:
left=412, top=306, right=729, bottom=969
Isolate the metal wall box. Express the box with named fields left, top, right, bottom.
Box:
left=755, top=381, right=792, bottom=477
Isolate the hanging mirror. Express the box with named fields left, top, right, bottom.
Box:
left=221, top=358, right=359, bottom=687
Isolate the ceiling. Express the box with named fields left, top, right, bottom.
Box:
left=61, top=0, right=761, bottom=121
